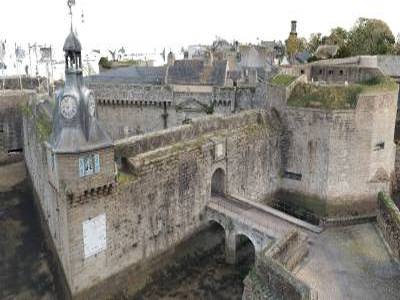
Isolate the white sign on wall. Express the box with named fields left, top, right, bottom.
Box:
left=82, top=214, right=107, bottom=258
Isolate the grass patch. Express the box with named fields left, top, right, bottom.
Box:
left=378, top=192, right=400, bottom=225
left=270, top=74, right=297, bottom=86
left=117, top=170, right=137, bottom=186
left=288, top=76, right=398, bottom=109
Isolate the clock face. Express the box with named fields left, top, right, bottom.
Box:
left=60, top=96, right=77, bottom=120
left=88, top=94, right=96, bottom=117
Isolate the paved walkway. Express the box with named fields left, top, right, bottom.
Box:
left=209, top=195, right=295, bottom=240
left=296, top=223, right=400, bottom=300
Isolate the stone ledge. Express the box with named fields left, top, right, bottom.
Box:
left=322, top=214, right=377, bottom=227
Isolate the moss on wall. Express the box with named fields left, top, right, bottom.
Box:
left=378, top=192, right=400, bottom=225
left=35, top=112, right=52, bottom=143
left=288, top=76, right=397, bottom=109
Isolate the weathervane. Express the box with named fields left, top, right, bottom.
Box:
left=67, top=0, right=76, bottom=27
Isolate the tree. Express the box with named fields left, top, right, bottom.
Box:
left=394, top=33, right=400, bottom=55
left=326, top=27, right=348, bottom=48
left=347, top=18, right=395, bottom=55
left=307, top=33, right=323, bottom=53
left=286, top=35, right=307, bottom=60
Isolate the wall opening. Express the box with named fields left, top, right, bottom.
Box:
left=374, top=142, right=385, bottom=151
left=211, top=168, right=225, bottom=196
left=283, top=170, right=302, bottom=181
left=235, top=234, right=255, bottom=279
left=7, top=148, right=23, bottom=154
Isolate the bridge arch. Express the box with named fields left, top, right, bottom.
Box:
left=207, top=219, right=226, bottom=232
left=235, top=230, right=259, bottom=253
left=211, top=167, right=226, bottom=196
left=235, top=233, right=256, bottom=272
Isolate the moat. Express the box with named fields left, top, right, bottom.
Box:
left=133, top=223, right=255, bottom=300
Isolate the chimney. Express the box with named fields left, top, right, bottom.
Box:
left=291, top=20, right=297, bottom=36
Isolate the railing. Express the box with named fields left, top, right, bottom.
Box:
left=270, top=200, right=321, bottom=226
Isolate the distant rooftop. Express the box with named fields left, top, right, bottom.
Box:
left=167, top=60, right=227, bottom=86
left=87, top=59, right=229, bottom=87
left=87, top=66, right=166, bottom=85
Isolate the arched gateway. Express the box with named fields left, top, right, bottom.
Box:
left=211, top=168, right=226, bottom=196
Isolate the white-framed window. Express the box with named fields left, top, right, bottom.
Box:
left=79, top=153, right=101, bottom=177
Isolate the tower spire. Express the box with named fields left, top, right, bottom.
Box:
left=67, top=0, right=75, bottom=30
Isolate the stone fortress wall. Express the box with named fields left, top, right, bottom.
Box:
left=24, top=106, right=282, bottom=298
left=18, top=53, right=400, bottom=299
left=87, top=81, right=265, bottom=140
left=267, top=67, right=398, bottom=217
left=22, top=99, right=72, bottom=298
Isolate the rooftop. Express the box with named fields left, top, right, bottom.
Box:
left=87, top=66, right=167, bottom=85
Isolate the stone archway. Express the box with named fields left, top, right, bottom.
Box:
left=235, top=234, right=256, bottom=267
left=211, top=168, right=225, bottom=196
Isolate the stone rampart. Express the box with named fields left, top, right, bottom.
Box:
left=279, top=89, right=397, bottom=217
left=1, top=76, right=46, bottom=90
left=377, top=192, right=400, bottom=260
left=309, top=65, right=383, bottom=83
left=24, top=98, right=282, bottom=298
left=22, top=98, right=72, bottom=297
left=87, top=81, right=265, bottom=140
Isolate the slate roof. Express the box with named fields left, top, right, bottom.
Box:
left=88, top=59, right=228, bottom=86
left=295, top=51, right=311, bottom=64
left=63, top=30, right=82, bottom=52
left=167, top=60, right=227, bottom=86
left=238, top=45, right=275, bottom=68
left=87, top=66, right=167, bottom=85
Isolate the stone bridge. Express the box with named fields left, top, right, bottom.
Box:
left=206, top=195, right=296, bottom=264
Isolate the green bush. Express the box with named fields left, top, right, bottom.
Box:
left=99, top=57, right=112, bottom=69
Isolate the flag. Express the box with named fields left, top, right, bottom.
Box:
left=67, top=0, right=76, bottom=7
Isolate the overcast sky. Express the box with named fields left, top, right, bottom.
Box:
left=1, top=0, right=399, bottom=57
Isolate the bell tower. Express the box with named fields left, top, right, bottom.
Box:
left=47, top=2, right=115, bottom=199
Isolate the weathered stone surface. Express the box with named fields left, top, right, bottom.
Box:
left=242, top=230, right=315, bottom=300
left=0, top=90, right=35, bottom=164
